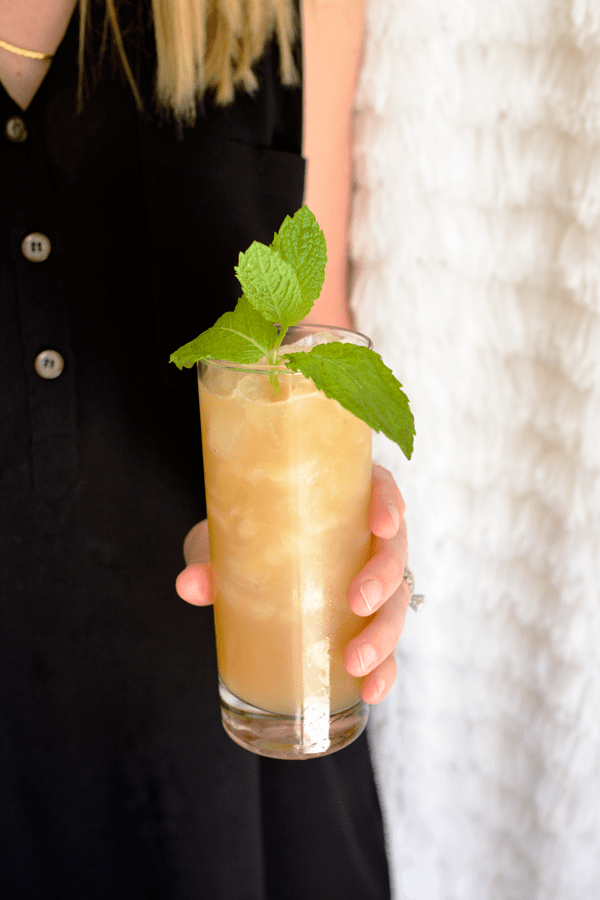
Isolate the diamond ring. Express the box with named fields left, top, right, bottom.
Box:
left=403, top=566, right=425, bottom=612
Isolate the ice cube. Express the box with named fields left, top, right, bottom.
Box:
left=234, top=372, right=272, bottom=402
left=202, top=365, right=239, bottom=396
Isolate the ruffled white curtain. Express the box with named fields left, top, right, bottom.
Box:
left=350, top=1, right=600, bottom=897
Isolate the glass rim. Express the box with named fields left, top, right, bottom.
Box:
left=198, top=323, right=373, bottom=374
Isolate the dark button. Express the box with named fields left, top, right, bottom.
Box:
left=34, top=350, right=64, bottom=379
left=22, top=232, right=51, bottom=262
left=5, top=115, right=27, bottom=142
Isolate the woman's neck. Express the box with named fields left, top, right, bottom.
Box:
left=0, top=0, right=78, bottom=108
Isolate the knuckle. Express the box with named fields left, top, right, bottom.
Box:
left=398, top=579, right=411, bottom=613
left=373, top=461, right=391, bottom=477
left=396, top=491, right=406, bottom=519
left=390, top=614, right=404, bottom=647
left=386, top=651, right=398, bottom=681
left=388, top=552, right=405, bottom=586
left=378, top=609, right=403, bottom=652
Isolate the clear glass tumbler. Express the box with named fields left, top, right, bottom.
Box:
left=198, top=325, right=373, bottom=759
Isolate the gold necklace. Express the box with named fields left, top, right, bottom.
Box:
left=0, top=38, right=53, bottom=61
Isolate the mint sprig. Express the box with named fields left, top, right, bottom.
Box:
left=234, top=206, right=326, bottom=345
left=169, top=206, right=415, bottom=459
left=283, top=344, right=414, bottom=460
left=271, top=204, right=327, bottom=312
left=235, top=244, right=305, bottom=336
left=170, top=296, right=277, bottom=367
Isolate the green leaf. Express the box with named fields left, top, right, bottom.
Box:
left=235, top=243, right=309, bottom=331
left=282, top=343, right=415, bottom=459
left=271, top=206, right=327, bottom=310
left=169, top=296, right=277, bottom=368
left=169, top=206, right=415, bottom=463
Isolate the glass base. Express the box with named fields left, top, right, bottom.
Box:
left=219, top=679, right=369, bottom=760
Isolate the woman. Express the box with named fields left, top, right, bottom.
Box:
left=0, top=1, right=409, bottom=896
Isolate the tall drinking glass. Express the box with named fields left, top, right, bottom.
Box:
left=198, top=324, right=373, bottom=759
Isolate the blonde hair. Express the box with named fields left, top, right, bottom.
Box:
left=78, top=0, right=298, bottom=120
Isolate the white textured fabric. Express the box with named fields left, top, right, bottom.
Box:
left=351, top=1, right=600, bottom=897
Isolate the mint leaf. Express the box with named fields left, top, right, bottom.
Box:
left=235, top=243, right=309, bottom=332
left=169, top=296, right=277, bottom=368
left=169, top=206, right=415, bottom=462
left=271, top=206, right=327, bottom=310
left=283, top=343, right=415, bottom=459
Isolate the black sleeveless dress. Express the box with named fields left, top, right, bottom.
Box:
left=0, top=10, right=390, bottom=899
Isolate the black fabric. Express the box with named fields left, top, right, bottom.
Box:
left=0, top=10, right=391, bottom=900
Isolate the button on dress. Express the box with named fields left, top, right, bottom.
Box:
left=0, top=9, right=390, bottom=899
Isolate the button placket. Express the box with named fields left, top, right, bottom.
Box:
left=4, top=102, right=78, bottom=498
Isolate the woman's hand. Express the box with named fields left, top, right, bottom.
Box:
left=175, top=519, right=213, bottom=605
left=343, top=463, right=409, bottom=705
left=176, top=463, right=410, bottom=705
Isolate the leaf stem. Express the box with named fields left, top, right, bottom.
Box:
left=271, top=324, right=288, bottom=360
left=269, top=369, right=280, bottom=392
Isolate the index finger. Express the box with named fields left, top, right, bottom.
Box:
left=369, top=462, right=405, bottom=540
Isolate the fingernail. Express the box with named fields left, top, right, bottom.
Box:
left=360, top=579, right=382, bottom=612
left=386, top=502, right=400, bottom=532
left=357, top=643, right=377, bottom=673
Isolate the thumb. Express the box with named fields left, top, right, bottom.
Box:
left=176, top=563, right=214, bottom=606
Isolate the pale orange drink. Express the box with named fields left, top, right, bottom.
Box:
left=199, top=325, right=373, bottom=758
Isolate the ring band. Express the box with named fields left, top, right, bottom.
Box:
left=403, top=566, right=425, bottom=612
